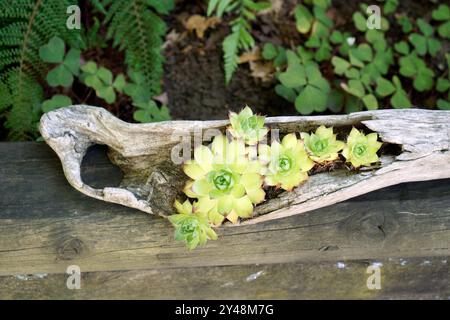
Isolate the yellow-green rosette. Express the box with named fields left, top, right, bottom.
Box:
left=168, top=200, right=218, bottom=250
left=261, top=133, right=314, bottom=191
left=301, top=125, right=345, bottom=163
left=228, top=106, right=268, bottom=145
left=183, top=135, right=266, bottom=224
left=342, top=128, right=382, bottom=168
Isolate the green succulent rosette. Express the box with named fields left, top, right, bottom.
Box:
left=301, top=125, right=345, bottom=163
left=228, top=106, right=268, bottom=145
left=183, top=135, right=266, bottom=224
left=261, top=133, right=314, bottom=191
left=342, top=128, right=382, bottom=168
left=168, top=199, right=218, bottom=250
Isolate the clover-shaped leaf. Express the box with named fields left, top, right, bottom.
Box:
left=262, top=43, right=277, bottom=60
left=39, top=36, right=65, bottom=63
left=81, top=61, right=126, bottom=103
left=437, top=99, right=450, bottom=110
left=376, top=76, right=411, bottom=109
left=41, top=94, right=72, bottom=113
left=432, top=4, right=450, bottom=39
left=290, top=63, right=330, bottom=114
left=396, top=14, right=413, bottom=33
left=409, top=19, right=441, bottom=56
left=399, top=52, right=435, bottom=91
left=294, top=4, right=313, bottom=34
left=40, top=37, right=80, bottom=88
left=332, top=56, right=351, bottom=75
left=394, top=41, right=410, bottom=55
left=124, top=69, right=152, bottom=103
left=279, top=60, right=306, bottom=88
left=133, top=100, right=170, bottom=123
left=383, top=0, right=398, bottom=15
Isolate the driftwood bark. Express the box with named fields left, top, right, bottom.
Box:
left=39, top=106, right=450, bottom=226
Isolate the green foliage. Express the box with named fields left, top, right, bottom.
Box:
left=39, top=37, right=80, bottom=87
left=80, top=61, right=126, bottom=104
left=208, top=0, right=271, bottom=84
left=301, top=126, right=345, bottom=163
left=169, top=200, right=218, bottom=250
left=41, top=95, right=72, bottom=113
left=123, top=69, right=152, bottom=103
left=182, top=135, right=266, bottom=224
left=436, top=53, right=450, bottom=110
left=396, top=15, right=413, bottom=34
left=0, top=0, right=83, bottom=139
left=262, top=1, right=447, bottom=114
left=376, top=76, right=411, bottom=109
left=294, top=1, right=333, bottom=62
left=432, top=4, right=450, bottom=39
left=228, top=106, right=268, bottom=145
left=133, top=100, right=170, bottom=123
left=408, top=19, right=441, bottom=56
left=82, top=17, right=108, bottom=49
left=101, top=0, right=173, bottom=97
left=342, top=128, right=382, bottom=168
left=278, top=49, right=330, bottom=114
left=174, top=107, right=384, bottom=249
left=262, top=133, right=314, bottom=191
left=382, top=0, right=399, bottom=15
left=399, top=52, right=435, bottom=92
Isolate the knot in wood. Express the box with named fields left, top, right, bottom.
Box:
left=57, top=237, right=85, bottom=261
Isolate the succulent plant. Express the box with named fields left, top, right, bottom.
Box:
left=261, top=133, right=314, bottom=191
left=169, top=200, right=217, bottom=250
left=342, top=128, right=382, bottom=168
left=183, top=135, right=266, bottom=224
left=228, top=106, right=268, bottom=145
left=301, top=125, right=345, bottom=163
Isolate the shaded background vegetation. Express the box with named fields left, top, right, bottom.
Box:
left=0, top=0, right=448, bottom=141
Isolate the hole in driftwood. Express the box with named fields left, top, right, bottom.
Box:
left=80, top=145, right=123, bottom=189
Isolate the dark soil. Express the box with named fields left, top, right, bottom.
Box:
left=163, top=0, right=299, bottom=120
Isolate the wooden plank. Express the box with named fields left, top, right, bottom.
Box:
left=0, top=143, right=449, bottom=277
left=0, top=257, right=448, bottom=299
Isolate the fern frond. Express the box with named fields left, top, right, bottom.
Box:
left=208, top=0, right=269, bottom=84
left=101, top=0, right=171, bottom=96
left=2, top=68, right=43, bottom=140
left=0, top=0, right=84, bottom=139
left=223, top=26, right=241, bottom=84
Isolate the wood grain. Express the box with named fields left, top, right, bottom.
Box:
left=0, top=143, right=449, bottom=283
left=1, top=257, right=448, bottom=299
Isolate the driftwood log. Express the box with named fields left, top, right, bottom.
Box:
left=39, top=106, right=450, bottom=226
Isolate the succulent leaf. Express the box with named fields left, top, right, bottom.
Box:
left=183, top=135, right=266, bottom=224
left=301, top=125, right=345, bottom=163
left=342, top=128, right=382, bottom=168
left=262, top=133, right=314, bottom=191
left=228, top=106, right=268, bottom=145
left=169, top=200, right=217, bottom=250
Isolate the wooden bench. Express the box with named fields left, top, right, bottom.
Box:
left=0, top=142, right=449, bottom=299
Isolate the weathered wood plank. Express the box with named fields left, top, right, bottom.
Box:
left=1, top=143, right=449, bottom=277
left=0, top=257, right=448, bottom=299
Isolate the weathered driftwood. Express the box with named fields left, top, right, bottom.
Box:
left=39, top=106, right=450, bottom=226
